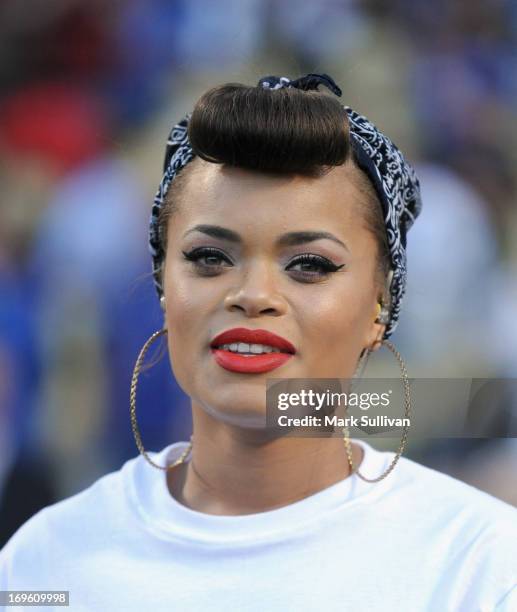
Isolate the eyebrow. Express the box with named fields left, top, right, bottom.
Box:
left=183, top=224, right=349, bottom=252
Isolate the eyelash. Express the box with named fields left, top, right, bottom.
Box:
left=181, top=247, right=344, bottom=282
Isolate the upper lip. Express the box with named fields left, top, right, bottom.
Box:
left=210, top=327, right=296, bottom=354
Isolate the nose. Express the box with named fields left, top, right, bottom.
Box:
left=223, top=258, right=288, bottom=318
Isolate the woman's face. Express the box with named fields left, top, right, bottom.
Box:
left=162, top=158, right=385, bottom=427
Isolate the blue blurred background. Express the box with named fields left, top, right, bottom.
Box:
left=1, top=0, right=516, bottom=545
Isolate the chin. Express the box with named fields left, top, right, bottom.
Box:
left=200, top=399, right=267, bottom=429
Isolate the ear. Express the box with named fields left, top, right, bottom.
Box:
left=364, top=301, right=388, bottom=352
left=370, top=326, right=386, bottom=352
left=366, top=269, right=393, bottom=351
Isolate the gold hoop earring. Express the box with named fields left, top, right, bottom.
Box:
left=129, top=328, right=193, bottom=470
left=351, top=348, right=371, bottom=390
left=343, top=338, right=411, bottom=483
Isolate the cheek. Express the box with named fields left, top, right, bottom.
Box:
left=166, top=275, right=199, bottom=326
left=162, top=265, right=215, bottom=388
left=164, top=258, right=219, bottom=328
left=294, top=280, right=372, bottom=375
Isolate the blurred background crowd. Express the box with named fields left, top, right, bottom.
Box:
left=1, top=0, right=516, bottom=545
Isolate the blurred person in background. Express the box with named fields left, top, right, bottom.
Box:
left=391, top=162, right=517, bottom=508
left=0, top=238, right=57, bottom=548
left=0, top=0, right=194, bottom=501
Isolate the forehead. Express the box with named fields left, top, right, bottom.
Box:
left=169, top=158, right=367, bottom=235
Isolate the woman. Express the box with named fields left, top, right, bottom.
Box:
left=1, top=73, right=516, bottom=611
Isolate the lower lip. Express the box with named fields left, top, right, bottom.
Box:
left=210, top=348, right=294, bottom=373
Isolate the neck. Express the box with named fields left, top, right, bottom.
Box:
left=167, top=404, right=364, bottom=516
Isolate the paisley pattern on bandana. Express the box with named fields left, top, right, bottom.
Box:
left=344, top=106, right=422, bottom=339
left=149, top=76, right=422, bottom=340
left=148, top=114, right=192, bottom=296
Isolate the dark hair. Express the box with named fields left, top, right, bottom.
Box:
left=159, top=82, right=391, bottom=302
left=188, top=84, right=349, bottom=175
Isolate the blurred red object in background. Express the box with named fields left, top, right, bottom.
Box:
left=0, top=81, right=109, bottom=174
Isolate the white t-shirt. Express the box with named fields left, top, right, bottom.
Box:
left=1, top=439, right=516, bottom=611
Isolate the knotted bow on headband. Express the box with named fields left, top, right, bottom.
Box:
left=149, top=73, right=423, bottom=339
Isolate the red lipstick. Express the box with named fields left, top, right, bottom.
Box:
left=209, top=327, right=296, bottom=374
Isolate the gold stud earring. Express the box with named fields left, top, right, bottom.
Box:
left=375, top=301, right=390, bottom=325
left=160, top=296, right=166, bottom=312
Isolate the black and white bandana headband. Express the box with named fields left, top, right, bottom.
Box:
left=149, top=73, right=423, bottom=339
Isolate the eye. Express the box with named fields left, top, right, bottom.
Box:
left=181, top=248, right=344, bottom=282
left=182, top=247, right=233, bottom=275
left=286, top=254, right=345, bottom=282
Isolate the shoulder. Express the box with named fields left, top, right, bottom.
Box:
left=389, top=452, right=517, bottom=565
left=394, top=452, right=517, bottom=525
left=384, top=452, right=517, bottom=603
left=0, top=460, right=133, bottom=587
